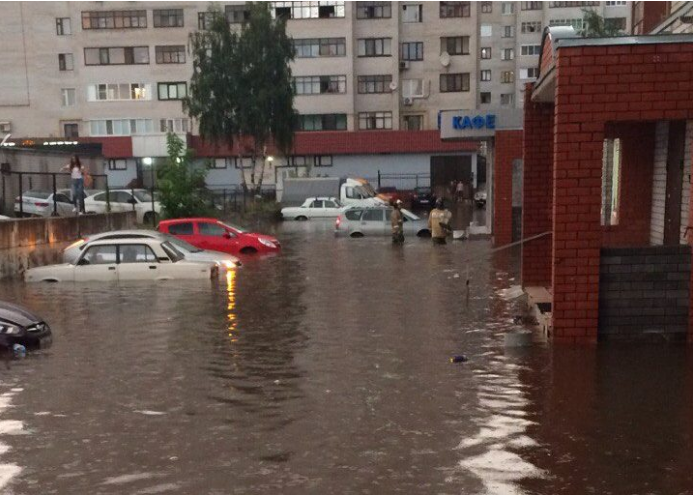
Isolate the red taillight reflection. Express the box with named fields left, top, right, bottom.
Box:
left=35, top=202, right=49, bottom=207
left=335, top=216, right=342, bottom=228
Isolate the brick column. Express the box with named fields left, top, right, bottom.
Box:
left=522, top=84, right=554, bottom=287
left=493, top=130, right=523, bottom=247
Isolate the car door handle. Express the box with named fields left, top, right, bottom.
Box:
left=149, top=266, right=157, bottom=270
left=108, top=267, right=116, bottom=271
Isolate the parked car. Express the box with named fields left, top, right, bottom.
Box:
left=474, top=189, right=487, bottom=208
left=281, top=197, right=343, bottom=220
left=62, top=230, right=240, bottom=270
left=0, top=300, right=53, bottom=349
left=84, top=189, right=161, bottom=224
left=0, top=215, right=11, bottom=221
left=410, top=187, right=436, bottom=210
left=334, top=206, right=431, bottom=238
left=26, top=238, right=218, bottom=283
left=14, top=189, right=99, bottom=218
left=158, top=218, right=281, bottom=255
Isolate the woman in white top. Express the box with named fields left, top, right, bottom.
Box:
left=62, top=155, right=86, bottom=214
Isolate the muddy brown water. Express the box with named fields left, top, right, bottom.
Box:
left=0, top=219, right=691, bottom=494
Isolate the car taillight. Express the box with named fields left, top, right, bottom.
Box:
left=35, top=202, right=49, bottom=207
left=336, top=216, right=342, bottom=229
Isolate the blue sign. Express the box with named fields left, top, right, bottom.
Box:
left=451, top=114, right=496, bottom=131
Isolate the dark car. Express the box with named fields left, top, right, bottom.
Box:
left=0, top=301, right=53, bottom=350
left=411, top=187, right=436, bottom=210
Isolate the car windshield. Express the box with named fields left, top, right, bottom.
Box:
left=220, top=221, right=247, bottom=233
left=23, top=191, right=51, bottom=199
left=161, top=234, right=203, bottom=253
left=161, top=241, right=185, bottom=262
left=133, top=190, right=153, bottom=202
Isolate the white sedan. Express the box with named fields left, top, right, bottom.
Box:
left=85, top=189, right=161, bottom=224
left=281, top=197, right=343, bottom=220
left=25, top=238, right=217, bottom=283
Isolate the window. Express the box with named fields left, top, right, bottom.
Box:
left=168, top=222, right=194, bottom=235
left=521, top=45, right=541, bottom=56
left=606, top=1, right=626, bottom=5
left=56, top=17, right=71, bottom=35
left=120, top=245, right=158, bottom=264
left=502, top=2, right=514, bottom=14
left=197, top=12, right=222, bottom=30
left=153, top=9, right=184, bottom=27
left=401, top=42, right=423, bottom=61
left=480, top=70, right=492, bottom=81
left=480, top=92, right=491, bottom=104
left=297, top=114, right=347, bottom=131
left=271, top=1, right=346, bottom=20
left=521, top=21, right=542, bottom=33
left=81, top=10, right=147, bottom=29
left=503, top=26, right=515, bottom=38
left=64, top=123, right=79, bottom=138
left=521, top=1, right=543, bottom=10
left=358, top=38, right=392, bottom=57
left=84, top=47, right=149, bottom=65
left=601, top=138, right=621, bottom=226
left=402, top=115, right=423, bottom=130
left=88, top=83, right=150, bottom=101
left=356, top=2, right=392, bottom=19
left=155, top=46, right=186, bottom=64
left=58, top=53, right=73, bottom=71
left=345, top=209, right=362, bottom=221
left=160, top=118, right=190, bottom=133
left=210, top=158, right=227, bottom=170
left=500, top=93, right=515, bottom=106
left=81, top=245, right=117, bottom=265
left=402, top=4, right=422, bottom=22
left=440, top=1, right=470, bottom=18
left=108, top=159, right=128, bottom=171
left=441, top=36, right=469, bottom=55
left=481, top=2, right=492, bottom=14
left=158, top=82, right=187, bottom=100
left=199, top=223, right=227, bottom=236
left=315, top=155, right=333, bottom=167
left=61, top=88, right=75, bottom=107
left=89, top=119, right=155, bottom=136
left=549, top=18, right=585, bottom=32
left=520, top=68, right=540, bottom=79
left=362, top=209, right=384, bottom=221
left=359, top=111, right=393, bottom=130
left=605, top=17, right=627, bottom=31
left=294, top=75, right=347, bottom=95
left=501, top=71, right=515, bottom=83
left=225, top=5, right=251, bottom=23
left=402, top=79, right=424, bottom=98
left=440, top=73, right=470, bottom=92
left=480, top=47, right=492, bottom=59
left=501, top=48, right=515, bottom=60
left=294, top=38, right=346, bottom=57
left=549, top=1, right=598, bottom=7
left=358, top=75, right=392, bottom=94
left=480, top=24, right=492, bottom=37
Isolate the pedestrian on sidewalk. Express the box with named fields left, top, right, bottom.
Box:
left=429, top=198, right=452, bottom=245
left=391, top=199, right=404, bottom=244
left=62, top=155, right=87, bottom=214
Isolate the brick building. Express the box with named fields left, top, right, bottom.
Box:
left=522, top=26, right=693, bottom=343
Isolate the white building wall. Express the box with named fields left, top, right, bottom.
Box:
left=650, top=121, right=669, bottom=245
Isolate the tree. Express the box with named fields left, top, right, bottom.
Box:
left=156, top=133, right=210, bottom=219
left=184, top=3, right=297, bottom=195
left=582, top=9, right=625, bottom=37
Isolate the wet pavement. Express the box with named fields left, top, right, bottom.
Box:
left=0, top=215, right=692, bottom=494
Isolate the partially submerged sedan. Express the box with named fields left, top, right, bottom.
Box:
left=26, top=238, right=217, bottom=282
left=335, top=206, right=431, bottom=238
left=281, top=197, right=343, bottom=220
left=0, top=301, right=52, bottom=349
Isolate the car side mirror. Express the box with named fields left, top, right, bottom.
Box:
left=223, top=232, right=232, bottom=239
left=77, top=258, right=90, bottom=266
left=127, top=198, right=137, bottom=204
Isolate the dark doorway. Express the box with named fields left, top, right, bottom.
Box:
left=663, top=121, right=686, bottom=245
left=430, top=155, right=472, bottom=199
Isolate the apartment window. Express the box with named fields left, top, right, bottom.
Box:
left=160, top=118, right=190, bottom=133
left=501, top=48, right=515, bottom=60
left=480, top=70, right=492, bottom=81
left=225, top=5, right=251, bottom=23
left=297, top=114, right=347, bottom=131
left=402, top=79, right=424, bottom=98
left=502, top=2, right=514, bottom=14
left=549, top=18, right=585, bottom=31
left=84, top=47, right=150, bottom=65
left=58, top=53, right=74, bottom=71
left=605, top=17, right=627, bottom=31
left=56, top=18, right=71, bottom=35
left=197, top=12, right=221, bottom=30
left=606, top=1, right=626, bottom=5
left=480, top=92, right=491, bottom=104
left=521, top=45, right=541, bottom=56
left=88, top=83, right=150, bottom=101
left=294, top=38, right=346, bottom=58
left=500, top=93, right=515, bottom=106
left=314, top=155, right=333, bottom=167
left=402, top=4, right=423, bottom=22
left=502, top=26, right=515, bottom=38
left=155, top=46, right=186, bottom=64
left=501, top=71, right=515, bottom=83
left=440, top=1, right=471, bottom=18
left=481, top=2, right=493, bottom=14
left=601, top=138, right=622, bottom=226
left=359, top=111, right=393, bottom=130
left=108, top=159, right=128, bottom=171
left=520, top=68, right=540, bottom=79
left=549, top=1, right=598, bottom=7
left=521, top=21, right=542, bottom=33
left=64, top=123, right=79, bottom=138
left=89, top=119, right=155, bottom=136
left=81, top=10, right=147, bottom=29
left=358, top=38, right=392, bottom=57
left=480, top=47, right=492, bottom=59
left=521, top=1, right=543, bottom=10
left=358, top=75, right=392, bottom=94
left=441, top=36, right=469, bottom=55
left=401, top=42, right=424, bottom=61
left=294, top=75, right=347, bottom=95
left=158, top=82, right=187, bottom=100
left=440, top=73, right=469, bottom=92
left=356, top=2, right=392, bottom=19
left=61, top=88, right=76, bottom=107
left=402, top=115, right=423, bottom=131
left=153, top=9, right=184, bottom=27
left=271, top=1, right=346, bottom=20
left=480, top=24, right=492, bottom=37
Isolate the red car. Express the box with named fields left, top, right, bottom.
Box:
left=158, top=218, right=280, bottom=255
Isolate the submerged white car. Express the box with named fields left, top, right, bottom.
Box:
left=26, top=238, right=217, bottom=283
left=281, top=197, right=343, bottom=220
left=84, top=189, right=161, bottom=224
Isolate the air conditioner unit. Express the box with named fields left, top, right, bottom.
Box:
left=402, top=97, right=414, bottom=106
left=399, top=61, right=410, bottom=71
left=0, top=122, right=10, bottom=134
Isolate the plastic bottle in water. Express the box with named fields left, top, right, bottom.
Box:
left=12, top=344, right=26, bottom=359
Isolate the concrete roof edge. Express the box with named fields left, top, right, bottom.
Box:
left=556, top=33, right=693, bottom=48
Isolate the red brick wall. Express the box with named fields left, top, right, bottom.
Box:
left=522, top=85, right=554, bottom=287
left=551, top=42, right=693, bottom=344
left=601, top=122, right=656, bottom=247
left=493, top=129, right=523, bottom=247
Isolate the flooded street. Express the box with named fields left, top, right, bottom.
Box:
left=0, top=219, right=692, bottom=494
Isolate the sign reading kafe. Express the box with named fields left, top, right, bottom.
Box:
left=452, top=114, right=496, bottom=131
left=439, top=109, right=523, bottom=140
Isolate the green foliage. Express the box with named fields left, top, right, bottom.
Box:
left=156, top=133, right=210, bottom=219
left=184, top=2, right=297, bottom=193
left=582, top=9, right=624, bottom=37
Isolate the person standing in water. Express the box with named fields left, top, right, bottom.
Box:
left=391, top=199, right=404, bottom=244
left=62, top=155, right=86, bottom=214
left=428, top=198, right=452, bottom=245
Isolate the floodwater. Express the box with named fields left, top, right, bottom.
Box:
left=0, top=214, right=692, bottom=495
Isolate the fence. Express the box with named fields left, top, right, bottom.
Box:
left=376, top=172, right=431, bottom=191
left=206, top=185, right=277, bottom=215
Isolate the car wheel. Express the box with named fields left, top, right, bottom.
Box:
left=350, top=232, right=364, bottom=238
left=417, top=229, right=431, bottom=238
left=295, top=216, right=308, bottom=221
left=240, top=247, right=258, bottom=255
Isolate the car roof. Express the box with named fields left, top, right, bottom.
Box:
left=88, top=230, right=162, bottom=240
left=86, top=238, right=163, bottom=247
left=306, top=197, right=338, bottom=201
left=160, top=217, right=218, bottom=224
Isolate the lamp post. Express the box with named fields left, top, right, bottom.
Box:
left=142, top=157, right=156, bottom=226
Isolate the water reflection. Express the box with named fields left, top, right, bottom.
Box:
left=226, top=269, right=237, bottom=341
